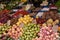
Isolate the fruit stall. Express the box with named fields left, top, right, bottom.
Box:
left=0, top=0, right=60, bottom=40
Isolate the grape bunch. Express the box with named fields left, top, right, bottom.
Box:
left=19, top=23, right=40, bottom=40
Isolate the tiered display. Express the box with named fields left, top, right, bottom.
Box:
left=0, top=14, right=59, bottom=40
left=0, top=0, right=60, bottom=40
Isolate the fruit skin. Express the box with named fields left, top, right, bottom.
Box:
left=19, top=23, right=40, bottom=40
left=33, top=26, right=59, bottom=40
left=16, top=15, right=34, bottom=26
left=0, top=24, right=11, bottom=36
left=7, top=25, right=23, bottom=40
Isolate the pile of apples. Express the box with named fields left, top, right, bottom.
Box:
left=7, top=25, right=23, bottom=40
left=19, top=23, right=40, bottom=40
left=33, top=26, right=59, bottom=40
left=16, top=15, right=33, bottom=26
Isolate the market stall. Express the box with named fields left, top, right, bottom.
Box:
left=0, top=0, right=60, bottom=40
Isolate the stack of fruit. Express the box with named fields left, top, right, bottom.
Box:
left=0, top=23, right=11, bottom=35
left=19, top=23, right=40, bottom=40
left=7, top=25, right=23, bottom=40
left=33, top=26, right=59, bottom=40
left=16, top=15, right=33, bottom=26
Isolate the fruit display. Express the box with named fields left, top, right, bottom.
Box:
left=7, top=25, right=23, bottom=40
left=0, top=0, right=60, bottom=40
left=19, top=23, right=40, bottom=40
left=35, top=9, right=59, bottom=24
left=33, top=26, right=59, bottom=40
left=0, top=14, right=59, bottom=40
left=16, top=15, right=33, bottom=26
left=0, top=23, right=11, bottom=35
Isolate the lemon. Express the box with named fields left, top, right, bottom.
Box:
left=24, top=22, right=27, bottom=24
left=18, top=19, right=21, bottom=21
left=23, top=18, right=27, bottom=20
left=19, top=21, right=22, bottom=23
left=30, top=18, right=33, bottom=21
left=26, top=20, right=29, bottom=22
left=23, top=21, right=26, bottom=23
left=27, top=15, right=30, bottom=17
